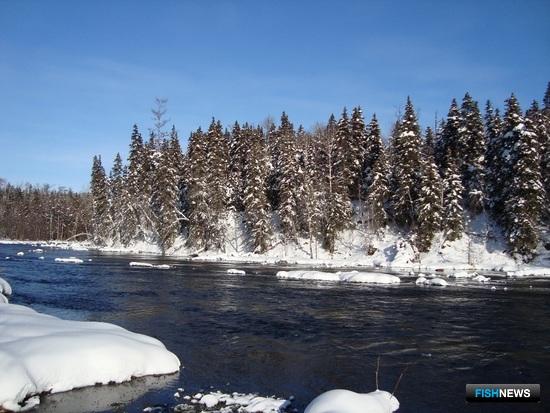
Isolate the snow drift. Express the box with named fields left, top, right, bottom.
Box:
left=276, top=270, right=400, bottom=284
left=305, top=389, right=399, bottom=413
left=0, top=304, right=180, bottom=412
left=54, top=257, right=84, bottom=264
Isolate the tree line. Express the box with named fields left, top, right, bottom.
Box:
left=67, top=86, right=550, bottom=260
left=0, top=181, right=91, bottom=241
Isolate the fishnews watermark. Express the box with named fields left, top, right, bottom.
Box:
left=466, top=384, right=540, bottom=403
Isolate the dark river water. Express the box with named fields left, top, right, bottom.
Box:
left=1, top=243, right=549, bottom=413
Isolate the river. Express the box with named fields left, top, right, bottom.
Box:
left=1, top=243, right=548, bottom=412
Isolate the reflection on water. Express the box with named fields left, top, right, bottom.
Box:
left=0, top=243, right=549, bottom=413
left=37, top=374, right=179, bottom=413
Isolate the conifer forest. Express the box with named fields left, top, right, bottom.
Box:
left=2, top=85, right=550, bottom=262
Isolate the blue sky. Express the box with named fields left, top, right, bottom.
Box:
left=1, top=0, right=549, bottom=190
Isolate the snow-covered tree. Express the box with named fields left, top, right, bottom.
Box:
left=242, top=126, right=272, bottom=253
left=349, top=106, right=366, bottom=200
left=504, top=103, right=545, bottom=257
left=459, top=93, right=486, bottom=213
left=276, top=112, right=302, bottom=241
left=319, top=114, right=352, bottom=253
left=390, top=97, right=422, bottom=227
left=442, top=158, right=464, bottom=242
left=228, top=121, right=247, bottom=212
left=415, top=151, right=443, bottom=252
left=90, top=155, right=110, bottom=245
left=363, top=114, right=389, bottom=232
left=108, top=153, right=125, bottom=243
left=484, top=101, right=503, bottom=216
left=151, top=141, right=181, bottom=254
left=435, top=99, right=461, bottom=171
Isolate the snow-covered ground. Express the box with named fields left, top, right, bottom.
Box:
left=1, top=213, right=548, bottom=275
left=277, top=270, right=401, bottom=284
left=0, top=280, right=180, bottom=412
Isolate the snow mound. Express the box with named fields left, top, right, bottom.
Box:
left=177, top=390, right=290, bottom=413
left=0, top=277, right=12, bottom=297
left=276, top=271, right=400, bottom=285
left=0, top=294, right=7, bottom=304
left=54, top=257, right=84, bottom=264
left=416, top=277, right=448, bottom=287
left=227, top=268, right=246, bottom=275
left=129, top=262, right=171, bottom=269
left=472, top=275, right=490, bottom=283
left=16, top=252, right=24, bottom=256
left=0, top=304, right=181, bottom=412
left=32, top=249, right=43, bottom=253
left=506, top=268, right=550, bottom=277
left=305, top=389, right=399, bottom=413
left=449, top=271, right=473, bottom=278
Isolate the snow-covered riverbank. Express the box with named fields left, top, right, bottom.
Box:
left=3, top=218, right=548, bottom=276
left=0, top=277, right=180, bottom=412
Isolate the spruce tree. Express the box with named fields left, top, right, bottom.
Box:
left=435, top=99, right=461, bottom=171
left=423, top=127, right=435, bottom=158
left=484, top=101, right=504, bottom=216
left=504, top=107, right=545, bottom=257
left=151, top=141, right=181, bottom=254
left=349, top=106, right=367, bottom=200
left=228, top=121, right=247, bottom=212
left=90, top=155, right=110, bottom=245
left=319, top=114, right=351, bottom=253
left=390, top=97, right=422, bottom=227
left=459, top=93, right=486, bottom=213
left=442, top=158, right=464, bottom=242
left=185, top=128, right=212, bottom=250
left=363, top=114, right=389, bottom=232
left=276, top=112, right=301, bottom=241
left=242, top=126, right=272, bottom=253
left=109, top=153, right=125, bottom=243
left=415, top=141, right=443, bottom=252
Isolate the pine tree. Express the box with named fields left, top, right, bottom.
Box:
left=435, top=99, right=461, bottom=171
left=109, top=153, right=125, bottom=243
left=415, top=150, right=443, bottom=252
left=300, top=128, right=323, bottom=258
left=335, top=108, right=354, bottom=191
left=504, top=107, right=545, bottom=257
left=390, top=97, right=422, bottom=227
left=423, top=127, right=435, bottom=158
left=185, top=128, right=212, bottom=250
left=228, top=121, right=247, bottom=212
left=319, top=114, right=352, bottom=253
left=151, top=141, right=181, bottom=254
left=484, top=104, right=504, bottom=219
left=442, top=158, right=464, bottom=242
left=349, top=106, right=366, bottom=200
left=90, top=155, right=110, bottom=245
left=363, top=114, right=389, bottom=232
left=276, top=112, right=301, bottom=241
left=459, top=93, right=486, bottom=213
left=242, top=126, right=272, bottom=253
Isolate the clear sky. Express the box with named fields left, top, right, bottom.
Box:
left=1, top=0, right=549, bottom=191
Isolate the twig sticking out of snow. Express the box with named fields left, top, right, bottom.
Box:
left=391, top=364, right=410, bottom=399
left=375, top=356, right=380, bottom=390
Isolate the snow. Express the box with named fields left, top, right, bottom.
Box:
left=130, top=261, right=154, bottom=267
left=54, top=257, right=84, bottom=264
left=506, top=268, right=550, bottom=277
left=177, top=390, right=290, bottom=413
left=129, top=262, right=171, bottom=269
left=472, top=275, right=490, bottom=282
left=0, top=277, right=12, bottom=297
left=227, top=268, right=246, bottom=275
left=277, top=270, right=400, bottom=284
left=416, top=277, right=448, bottom=287
left=0, top=294, right=7, bottom=304
left=32, top=249, right=43, bottom=253
left=305, top=389, right=399, bottom=413
left=0, top=304, right=180, bottom=411
left=449, top=271, right=473, bottom=278
left=16, top=252, right=24, bottom=256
